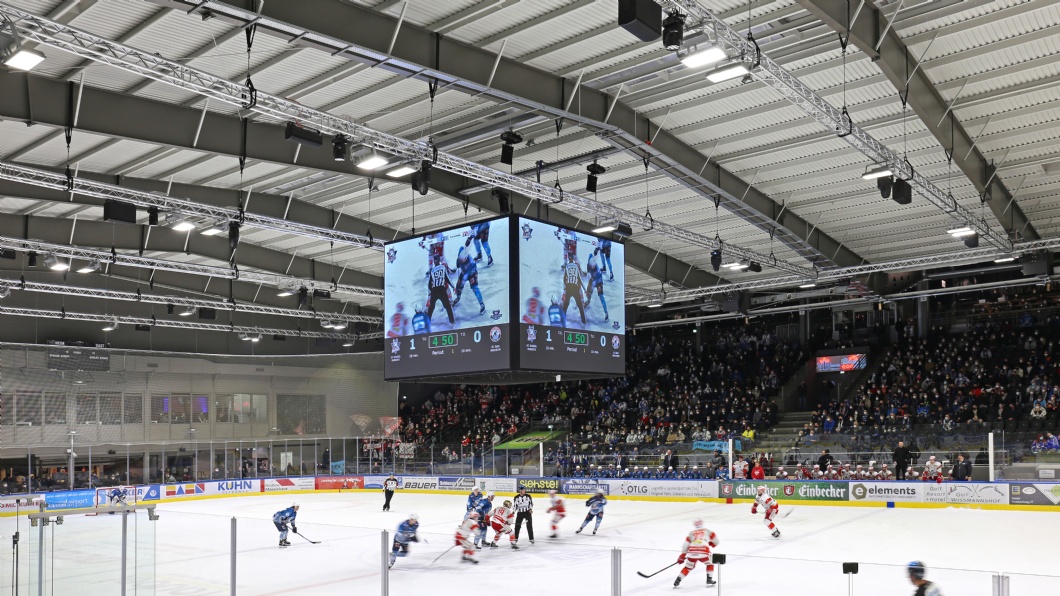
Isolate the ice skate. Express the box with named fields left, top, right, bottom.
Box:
left=549, top=534, right=557, bottom=539
left=592, top=528, right=597, bottom=535
left=771, top=529, right=781, bottom=539
left=388, top=554, right=396, bottom=568
left=576, top=527, right=583, bottom=534
left=706, top=575, right=716, bottom=587
left=489, top=542, right=498, bottom=549
left=604, top=312, right=609, bottom=322
left=673, top=576, right=682, bottom=588
left=479, top=302, right=486, bottom=314
left=529, top=540, right=534, bottom=544
left=510, top=543, right=519, bottom=550
left=462, top=555, right=479, bottom=564
left=452, top=295, right=461, bottom=307
left=487, top=256, right=494, bottom=267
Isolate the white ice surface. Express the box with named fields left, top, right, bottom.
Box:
left=3, top=492, right=1058, bottom=595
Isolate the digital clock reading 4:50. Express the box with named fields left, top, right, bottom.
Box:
left=429, top=333, right=459, bottom=348
left=563, top=332, right=589, bottom=346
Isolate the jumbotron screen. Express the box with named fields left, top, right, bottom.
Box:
left=383, top=217, right=511, bottom=380
left=816, top=354, right=867, bottom=373
left=516, top=217, right=625, bottom=374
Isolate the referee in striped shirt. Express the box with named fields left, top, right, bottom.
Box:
left=512, top=485, right=534, bottom=544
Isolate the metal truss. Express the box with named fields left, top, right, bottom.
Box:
left=0, top=278, right=381, bottom=325
left=0, top=235, right=384, bottom=297
left=0, top=161, right=384, bottom=251
left=656, top=0, right=1012, bottom=252
left=0, top=305, right=381, bottom=340
left=0, top=3, right=810, bottom=276
left=626, top=236, right=1060, bottom=305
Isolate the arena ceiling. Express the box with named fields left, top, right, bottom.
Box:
left=0, top=0, right=1057, bottom=353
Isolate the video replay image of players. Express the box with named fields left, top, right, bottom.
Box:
left=384, top=217, right=510, bottom=338
left=517, top=217, right=624, bottom=333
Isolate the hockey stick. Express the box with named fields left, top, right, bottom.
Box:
left=293, top=531, right=321, bottom=544
left=637, top=562, right=680, bottom=578
left=779, top=508, right=793, bottom=519
left=430, top=545, right=457, bottom=565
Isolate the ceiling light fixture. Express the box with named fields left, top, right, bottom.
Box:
left=994, top=255, right=1016, bottom=263
left=102, top=318, right=118, bottom=332
left=342, top=340, right=354, bottom=347
left=705, top=62, right=750, bottom=83
left=661, top=12, right=685, bottom=51
left=329, top=321, right=348, bottom=331
left=592, top=222, right=618, bottom=234
left=2, top=30, right=45, bottom=72
left=168, top=215, right=196, bottom=232
left=947, top=226, right=975, bottom=238
left=200, top=221, right=227, bottom=236
left=356, top=155, right=388, bottom=170
left=179, top=306, right=195, bottom=317
left=681, top=46, right=726, bottom=69
left=386, top=165, right=417, bottom=178
left=862, top=165, right=893, bottom=180
left=76, top=260, right=100, bottom=274
left=799, top=282, right=817, bottom=289
left=277, top=285, right=297, bottom=297
left=44, top=254, right=69, bottom=271
left=332, top=134, right=349, bottom=162
left=724, top=262, right=749, bottom=271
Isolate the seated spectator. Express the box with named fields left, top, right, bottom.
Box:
left=1030, top=404, right=1047, bottom=420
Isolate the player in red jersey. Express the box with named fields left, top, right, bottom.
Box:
left=522, top=287, right=545, bottom=324
left=673, top=519, right=719, bottom=588
left=546, top=490, right=566, bottom=538
left=488, top=500, right=518, bottom=549
left=456, top=512, right=481, bottom=564
left=386, top=302, right=410, bottom=338
left=751, top=485, right=781, bottom=539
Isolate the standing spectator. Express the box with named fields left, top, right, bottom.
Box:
left=512, top=485, right=535, bottom=545
left=382, top=474, right=398, bottom=511
left=750, top=459, right=766, bottom=480
left=907, top=561, right=944, bottom=596
left=909, top=440, right=922, bottom=465
left=950, top=454, right=972, bottom=481
left=663, top=450, right=677, bottom=470
left=893, top=441, right=911, bottom=480
left=817, top=449, right=834, bottom=469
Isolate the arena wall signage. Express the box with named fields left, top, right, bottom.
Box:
left=561, top=479, right=609, bottom=495
left=1009, top=483, right=1060, bottom=506
left=263, top=477, right=315, bottom=493
left=605, top=479, right=718, bottom=498
left=43, top=490, right=95, bottom=510
left=438, top=477, right=477, bottom=490
left=0, top=495, right=44, bottom=512
left=693, top=440, right=742, bottom=451
left=924, top=483, right=1008, bottom=505
left=477, top=477, right=518, bottom=493
left=721, top=481, right=848, bottom=501
left=516, top=478, right=562, bottom=491
left=849, top=482, right=922, bottom=502
left=398, top=476, right=439, bottom=490
left=315, top=476, right=364, bottom=490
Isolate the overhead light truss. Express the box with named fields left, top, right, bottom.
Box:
left=0, top=3, right=811, bottom=276
left=0, top=278, right=381, bottom=324
left=0, top=305, right=382, bottom=340
left=654, top=0, right=1011, bottom=252
left=0, top=235, right=383, bottom=298
left=0, top=161, right=384, bottom=251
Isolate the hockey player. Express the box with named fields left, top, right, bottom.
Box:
left=547, top=490, right=566, bottom=538
left=598, top=238, right=614, bottom=281
left=854, top=464, right=865, bottom=480
left=425, top=254, right=456, bottom=326
left=472, top=492, right=495, bottom=548
left=472, top=221, right=493, bottom=267
left=866, top=464, right=879, bottom=480
left=466, top=487, right=482, bottom=513
left=576, top=491, right=607, bottom=535
left=272, top=503, right=299, bottom=547
left=421, top=231, right=445, bottom=269
left=522, top=287, right=546, bottom=325
left=108, top=487, right=130, bottom=506
left=751, top=485, right=781, bottom=539
left=774, top=466, right=789, bottom=480
left=673, top=519, right=719, bottom=589
left=452, top=238, right=486, bottom=315
left=733, top=456, right=749, bottom=480
left=556, top=227, right=578, bottom=263
left=840, top=463, right=853, bottom=480
left=488, top=499, right=518, bottom=549
left=908, top=561, right=945, bottom=596
left=389, top=514, right=420, bottom=569
left=456, top=512, right=481, bottom=564
left=548, top=293, right=565, bottom=328
left=572, top=465, right=584, bottom=478
left=878, top=463, right=894, bottom=481
left=386, top=302, right=410, bottom=338
left=584, top=249, right=609, bottom=322
left=561, top=253, right=587, bottom=325
left=411, top=304, right=430, bottom=335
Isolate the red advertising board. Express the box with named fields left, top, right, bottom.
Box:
left=315, top=476, right=364, bottom=490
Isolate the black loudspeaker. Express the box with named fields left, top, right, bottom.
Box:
left=618, top=0, right=662, bottom=42
left=284, top=122, right=323, bottom=147
left=500, top=144, right=514, bottom=166
left=842, top=562, right=859, bottom=574
left=198, top=307, right=216, bottom=320
left=964, top=232, right=979, bottom=248
left=103, top=200, right=138, bottom=224
left=711, top=553, right=727, bottom=565
left=892, top=178, right=912, bottom=204
left=1022, top=251, right=1053, bottom=276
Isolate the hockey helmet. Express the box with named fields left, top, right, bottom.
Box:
left=756, top=485, right=767, bottom=494
left=503, top=500, right=512, bottom=508
left=693, top=519, right=704, bottom=528
left=550, top=292, right=560, bottom=305
left=471, top=487, right=481, bottom=494
left=408, top=513, right=419, bottom=524
left=291, top=502, right=300, bottom=510
left=414, top=303, right=424, bottom=314
left=486, top=492, right=495, bottom=500
left=532, top=287, right=541, bottom=298
left=907, top=561, right=926, bottom=580
left=396, top=302, right=405, bottom=313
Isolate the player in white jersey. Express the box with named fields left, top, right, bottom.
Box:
left=840, top=463, right=853, bottom=480
left=455, top=512, right=481, bottom=564
left=774, top=466, right=788, bottom=480
left=488, top=500, right=518, bottom=549
left=854, top=464, right=865, bottom=479
left=878, top=463, right=894, bottom=480
left=674, top=519, right=719, bottom=588
left=732, top=456, right=749, bottom=479
left=752, top=485, right=781, bottom=539
left=547, top=490, right=566, bottom=538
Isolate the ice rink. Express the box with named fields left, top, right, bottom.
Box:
left=3, top=491, right=1058, bottom=595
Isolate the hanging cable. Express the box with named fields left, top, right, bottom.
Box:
left=241, top=0, right=257, bottom=109
left=643, top=157, right=653, bottom=229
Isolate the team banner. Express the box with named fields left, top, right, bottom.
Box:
left=1009, top=483, right=1060, bottom=506
left=693, top=440, right=742, bottom=451
left=849, top=482, right=922, bottom=503
left=925, top=483, right=1008, bottom=505
left=721, top=480, right=849, bottom=501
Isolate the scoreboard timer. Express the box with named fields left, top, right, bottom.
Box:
left=563, top=332, right=589, bottom=346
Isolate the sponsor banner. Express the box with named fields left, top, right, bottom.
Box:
left=925, top=483, right=1008, bottom=506
left=517, top=477, right=562, bottom=492
left=43, top=490, right=96, bottom=510
left=211, top=479, right=261, bottom=496
left=477, top=477, right=518, bottom=493
left=850, top=482, right=922, bottom=503
left=316, top=476, right=364, bottom=490
left=721, top=481, right=848, bottom=501
left=606, top=480, right=718, bottom=498
left=262, top=477, right=315, bottom=493
left=330, top=461, right=346, bottom=474
left=0, top=495, right=45, bottom=511
left=439, top=477, right=477, bottom=490
left=562, top=479, right=609, bottom=495
left=135, top=485, right=163, bottom=502
left=400, top=476, right=439, bottom=491
left=164, top=483, right=207, bottom=498
left=362, top=475, right=390, bottom=489
left=693, top=440, right=742, bottom=452
left=1009, top=483, right=1060, bottom=506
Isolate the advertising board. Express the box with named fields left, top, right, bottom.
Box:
left=1009, top=483, right=1060, bottom=506
left=849, top=482, right=922, bottom=502
left=516, top=477, right=562, bottom=492
left=362, top=475, right=390, bottom=489
left=925, top=483, right=1008, bottom=505
left=43, top=490, right=95, bottom=510
left=400, top=476, right=440, bottom=490
left=315, top=476, right=365, bottom=490
left=606, top=480, right=718, bottom=498
left=438, top=477, right=478, bottom=491
left=561, top=479, right=609, bottom=495
left=0, top=495, right=44, bottom=513
left=721, top=481, right=848, bottom=501
left=210, top=479, right=262, bottom=496
left=477, top=477, right=518, bottom=493
left=263, top=477, right=315, bottom=493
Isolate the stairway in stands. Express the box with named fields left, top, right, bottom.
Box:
left=753, top=411, right=815, bottom=455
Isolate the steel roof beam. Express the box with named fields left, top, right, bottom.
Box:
left=796, top=0, right=1038, bottom=242
left=139, top=0, right=860, bottom=268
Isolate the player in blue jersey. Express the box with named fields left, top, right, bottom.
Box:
left=472, top=492, right=494, bottom=548
left=411, top=304, right=430, bottom=335
left=389, top=514, right=420, bottom=568
left=452, top=239, right=486, bottom=315
left=472, top=221, right=493, bottom=267
left=548, top=293, right=565, bottom=327
left=576, top=491, right=607, bottom=535
left=598, top=239, right=614, bottom=281
left=561, top=253, right=587, bottom=325
left=425, top=254, right=455, bottom=326
left=466, top=487, right=482, bottom=513
left=107, top=487, right=130, bottom=506
left=272, top=503, right=299, bottom=547
left=584, top=249, right=610, bottom=323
